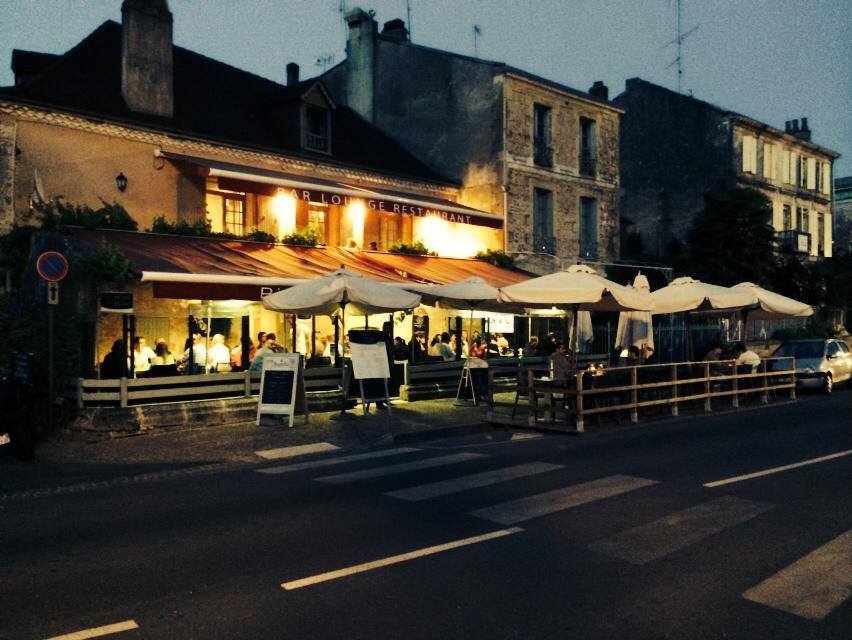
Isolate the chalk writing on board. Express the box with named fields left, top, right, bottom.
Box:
left=261, top=370, right=295, bottom=405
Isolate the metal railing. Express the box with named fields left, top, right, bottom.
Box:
left=776, top=229, right=811, bottom=254
left=533, top=141, right=553, bottom=167
left=579, top=154, right=596, bottom=177
left=533, top=234, right=556, bottom=255
left=304, top=132, right=329, bottom=152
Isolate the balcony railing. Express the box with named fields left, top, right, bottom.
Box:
left=304, top=132, right=329, bottom=152
left=776, top=229, right=811, bottom=254
left=533, top=235, right=556, bottom=255
left=579, top=153, right=596, bottom=177
left=533, top=140, right=553, bottom=167
left=579, top=243, right=599, bottom=260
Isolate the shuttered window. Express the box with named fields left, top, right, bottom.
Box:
left=742, top=135, right=757, bottom=173
left=780, top=149, right=791, bottom=183
left=763, top=142, right=776, bottom=179
left=807, top=157, right=817, bottom=190
left=821, top=162, right=831, bottom=194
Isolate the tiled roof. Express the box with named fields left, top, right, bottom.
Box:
left=1, top=21, right=451, bottom=185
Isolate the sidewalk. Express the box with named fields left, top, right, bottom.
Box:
left=0, top=398, right=496, bottom=495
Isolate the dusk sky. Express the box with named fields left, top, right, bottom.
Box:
left=1, top=0, right=850, bottom=174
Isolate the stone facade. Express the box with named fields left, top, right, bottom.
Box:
left=0, top=112, right=15, bottom=233
left=615, top=78, right=839, bottom=259
left=324, top=11, right=622, bottom=274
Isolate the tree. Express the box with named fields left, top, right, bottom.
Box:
left=686, top=186, right=777, bottom=286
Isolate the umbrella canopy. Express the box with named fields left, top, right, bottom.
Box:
left=404, top=276, right=500, bottom=310
left=650, top=276, right=757, bottom=315
left=498, top=264, right=652, bottom=311
left=262, top=268, right=421, bottom=316
left=615, top=273, right=654, bottom=352
left=731, top=282, right=813, bottom=320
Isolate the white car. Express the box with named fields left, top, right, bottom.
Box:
left=772, top=339, right=852, bottom=393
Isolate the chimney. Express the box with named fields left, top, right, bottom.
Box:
left=121, top=0, right=173, bottom=118
left=589, top=81, right=609, bottom=101
left=286, top=62, right=300, bottom=86
left=796, top=117, right=811, bottom=141
left=381, top=18, right=409, bottom=41
left=345, top=7, right=377, bottom=122
left=784, top=120, right=792, bottom=133
left=791, top=119, right=799, bottom=133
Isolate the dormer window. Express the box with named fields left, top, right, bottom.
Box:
left=303, top=105, right=331, bottom=153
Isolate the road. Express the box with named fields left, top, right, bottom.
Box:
left=2, top=390, right=851, bottom=639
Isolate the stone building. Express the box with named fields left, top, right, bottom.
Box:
left=615, top=78, right=840, bottom=259
left=322, top=9, right=623, bottom=273
left=833, top=176, right=852, bottom=256
left=0, top=0, right=504, bottom=256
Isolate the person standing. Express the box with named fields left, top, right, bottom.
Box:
left=132, top=336, right=155, bottom=375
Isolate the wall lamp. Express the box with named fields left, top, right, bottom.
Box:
left=116, top=172, right=128, bottom=192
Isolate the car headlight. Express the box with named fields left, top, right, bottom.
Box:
left=800, top=367, right=814, bottom=374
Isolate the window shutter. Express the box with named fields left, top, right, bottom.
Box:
left=807, top=158, right=816, bottom=190
left=822, top=162, right=831, bottom=194
left=781, top=149, right=790, bottom=183
left=788, top=152, right=796, bottom=184
left=742, top=135, right=754, bottom=173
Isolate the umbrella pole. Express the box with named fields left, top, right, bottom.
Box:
left=331, top=302, right=355, bottom=421
left=686, top=312, right=694, bottom=361
left=571, top=305, right=579, bottom=371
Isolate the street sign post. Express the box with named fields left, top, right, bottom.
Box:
left=36, top=251, right=69, bottom=431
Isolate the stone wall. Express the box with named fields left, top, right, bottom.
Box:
left=0, top=112, right=16, bottom=233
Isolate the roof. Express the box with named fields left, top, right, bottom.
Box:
left=374, top=34, right=619, bottom=110
left=0, top=21, right=451, bottom=185
left=615, top=78, right=840, bottom=158
left=60, top=228, right=530, bottom=300
left=11, top=50, right=60, bottom=81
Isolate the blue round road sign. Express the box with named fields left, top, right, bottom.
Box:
left=36, top=251, right=69, bottom=282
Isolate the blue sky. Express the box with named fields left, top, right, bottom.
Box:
left=1, top=0, right=850, bottom=175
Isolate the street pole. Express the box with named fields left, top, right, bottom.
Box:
left=48, top=304, right=54, bottom=431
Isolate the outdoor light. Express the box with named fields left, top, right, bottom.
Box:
left=115, top=172, right=128, bottom=192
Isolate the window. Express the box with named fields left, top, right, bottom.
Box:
left=782, top=204, right=792, bottom=231
left=821, top=162, right=831, bottom=194
left=789, top=152, right=798, bottom=185
left=533, top=188, right=554, bottom=253
left=796, top=207, right=809, bottom=233
left=307, top=207, right=326, bottom=244
left=380, top=215, right=400, bottom=250
left=807, top=157, right=817, bottom=190
left=533, top=104, right=552, bottom=167
left=579, top=118, right=597, bottom=177
left=224, top=196, right=245, bottom=235
left=742, top=134, right=757, bottom=173
left=579, top=197, right=598, bottom=258
left=799, top=156, right=808, bottom=188
left=817, top=213, right=825, bottom=256
left=304, top=105, right=330, bottom=152
left=762, top=142, right=776, bottom=180
left=780, top=149, right=791, bottom=183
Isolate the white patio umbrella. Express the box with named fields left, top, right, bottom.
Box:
left=650, top=276, right=758, bottom=359
left=731, top=282, right=813, bottom=320
left=499, top=264, right=652, bottom=364
left=615, top=273, right=654, bottom=358
left=263, top=267, right=421, bottom=420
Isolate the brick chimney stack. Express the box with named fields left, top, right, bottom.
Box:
left=589, top=81, right=609, bottom=101
left=796, top=117, right=811, bottom=141
left=345, top=8, right=377, bottom=122
left=121, top=0, right=173, bottom=118
left=381, top=19, right=409, bottom=41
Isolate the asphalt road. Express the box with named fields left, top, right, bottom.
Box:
left=2, top=390, right=851, bottom=640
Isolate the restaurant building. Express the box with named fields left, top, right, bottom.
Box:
left=0, top=0, right=529, bottom=383
left=322, top=9, right=624, bottom=274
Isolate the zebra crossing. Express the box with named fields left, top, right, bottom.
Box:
left=255, top=445, right=852, bottom=620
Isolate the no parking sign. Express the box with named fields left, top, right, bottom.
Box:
left=36, top=251, right=69, bottom=282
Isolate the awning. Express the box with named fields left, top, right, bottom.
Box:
left=62, top=229, right=529, bottom=301
left=164, top=152, right=504, bottom=229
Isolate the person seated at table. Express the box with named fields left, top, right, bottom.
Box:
left=411, top=333, right=428, bottom=362
left=100, top=339, right=129, bottom=379
left=208, top=334, right=232, bottom=372
left=131, top=336, right=155, bottom=374
left=428, top=333, right=442, bottom=356
left=624, top=345, right=641, bottom=366
left=257, top=332, right=267, bottom=350
left=438, top=332, right=455, bottom=361
left=151, top=341, right=175, bottom=366
left=523, top=336, right=540, bottom=357
left=250, top=332, right=279, bottom=372
left=703, top=343, right=727, bottom=377
left=549, top=341, right=570, bottom=384
left=734, top=342, right=761, bottom=370
left=460, top=330, right=470, bottom=358
left=179, top=334, right=207, bottom=374
left=496, top=332, right=510, bottom=354
left=487, top=334, right=500, bottom=356
left=392, top=336, right=409, bottom=361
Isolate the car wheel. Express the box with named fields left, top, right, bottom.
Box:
left=822, top=374, right=833, bottom=394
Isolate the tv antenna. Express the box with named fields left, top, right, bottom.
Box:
left=406, top=0, right=412, bottom=39
left=473, top=24, right=482, bottom=55
left=315, top=54, right=335, bottom=72
left=664, top=0, right=700, bottom=93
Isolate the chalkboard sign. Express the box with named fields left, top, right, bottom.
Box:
left=256, top=354, right=307, bottom=427
left=456, top=358, right=489, bottom=405
left=413, top=313, right=429, bottom=337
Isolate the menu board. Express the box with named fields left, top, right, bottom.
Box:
left=348, top=342, right=390, bottom=381
left=256, top=354, right=304, bottom=427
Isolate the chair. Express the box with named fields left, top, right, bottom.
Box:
left=145, top=364, right=179, bottom=378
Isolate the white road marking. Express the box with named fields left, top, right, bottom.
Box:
left=510, top=432, right=542, bottom=441
left=589, top=496, right=772, bottom=564
left=256, top=447, right=420, bottom=475
left=255, top=442, right=340, bottom=459
left=316, top=453, right=487, bottom=484
left=385, top=462, right=563, bottom=501
left=45, top=620, right=139, bottom=640
left=469, top=475, right=658, bottom=525
left=704, top=448, right=852, bottom=487
left=743, top=528, right=852, bottom=620
left=281, top=527, right=523, bottom=590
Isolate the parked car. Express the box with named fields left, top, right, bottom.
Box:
left=772, top=339, right=852, bottom=393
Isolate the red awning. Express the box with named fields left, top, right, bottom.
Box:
left=63, top=229, right=529, bottom=300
